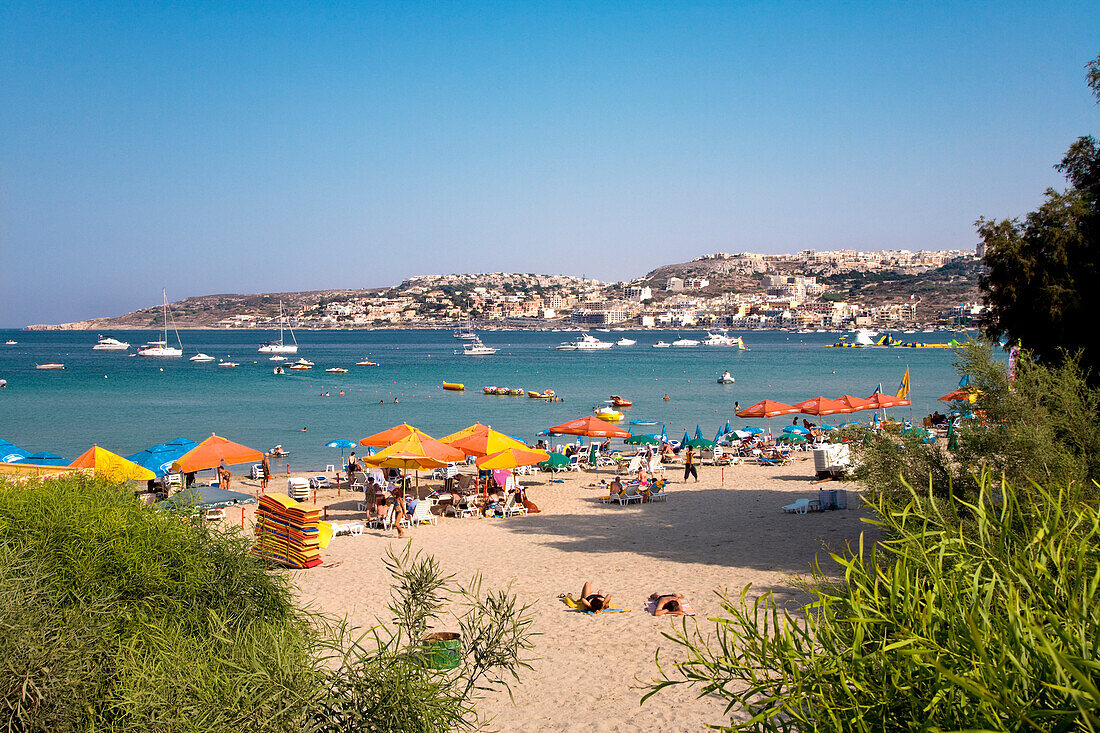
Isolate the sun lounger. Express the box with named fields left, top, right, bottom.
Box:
left=782, top=498, right=810, bottom=514
left=648, top=484, right=669, bottom=502
left=409, top=498, right=438, bottom=526
left=618, top=485, right=643, bottom=505
left=644, top=597, right=696, bottom=616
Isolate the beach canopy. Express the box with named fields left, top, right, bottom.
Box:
left=158, top=485, right=257, bottom=513
left=0, top=439, right=31, bottom=463
left=865, top=393, right=911, bottom=409
left=835, top=394, right=875, bottom=412
left=126, top=438, right=198, bottom=477
left=743, top=426, right=764, bottom=435
left=547, top=415, right=630, bottom=439
left=685, top=437, right=715, bottom=449
left=776, top=434, right=808, bottom=444
left=439, top=423, right=491, bottom=444
left=14, top=451, right=69, bottom=467
left=365, top=432, right=465, bottom=467
left=476, top=447, right=549, bottom=470
left=326, top=438, right=356, bottom=449
left=450, top=428, right=527, bottom=457
left=735, top=400, right=800, bottom=418
left=70, top=445, right=156, bottom=481
left=783, top=425, right=810, bottom=434
left=170, top=434, right=264, bottom=473
left=794, top=396, right=851, bottom=416
left=359, top=423, right=428, bottom=447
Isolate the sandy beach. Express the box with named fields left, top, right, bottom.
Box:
left=227, top=455, right=874, bottom=731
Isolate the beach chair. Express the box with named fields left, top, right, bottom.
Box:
left=454, top=493, right=480, bottom=518
left=782, top=498, right=810, bottom=514
left=619, top=485, right=643, bottom=505
left=649, top=458, right=665, bottom=475
left=249, top=463, right=264, bottom=480
left=648, top=480, right=669, bottom=502
left=164, top=473, right=183, bottom=492
left=499, top=492, right=528, bottom=517
left=309, top=475, right=330, bottom=489
left=370, top=504, right=409, bottom=531
left=618, top=455, right=642, bottom=475
left=409, top=498, right=438, bottom=526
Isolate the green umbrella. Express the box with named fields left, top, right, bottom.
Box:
left=776, top=434, right=808, bottom=444
left=625, top=434, right=661, bottom=445
left=685, top=437, right=715, bottom=449
left=538, top=453, right=571, bottom=470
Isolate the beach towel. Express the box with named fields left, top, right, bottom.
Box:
left=644, top=597, right=696, bottom=617
left=559, top=594, right=629, bottom=615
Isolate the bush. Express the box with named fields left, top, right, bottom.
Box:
left=644, top=472, right=1100, bottom=731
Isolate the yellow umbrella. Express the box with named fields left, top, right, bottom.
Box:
left=70, top=445, right=156, bottom=482
left=475, top=447, right=549, bottom=470
left=450, top=429, right=528, bottom=458
left=366, top=433, right=465, bottom=499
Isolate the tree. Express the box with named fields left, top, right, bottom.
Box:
left=978, top=54, right=1100, bottom=376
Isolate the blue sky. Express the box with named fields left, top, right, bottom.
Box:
left=1, top=2, right=1097, bottom=327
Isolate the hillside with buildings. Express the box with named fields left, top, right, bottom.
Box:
left=27, top=248, right=985, bottom=331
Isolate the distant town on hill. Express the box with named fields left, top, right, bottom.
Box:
left=27, top=248, right=985, bottom=331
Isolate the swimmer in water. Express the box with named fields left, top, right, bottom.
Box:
left=663, top=394, right=670, bottom=401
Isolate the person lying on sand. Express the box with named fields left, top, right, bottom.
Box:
left=649, top=592, right=687, bottom=616
left=578, top=582, right=610, bottom=612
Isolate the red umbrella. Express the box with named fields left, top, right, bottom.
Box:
left=865, top=393, right=911, bottom=409
left=735, top=400, right=800, bottom=418
left=836, top=394, right=875, bottom=412
left=547, top=415, right=630, bottom=439
left=938, top=388, right=975, bottom=402
left=794, top=396, right=852, bottom=416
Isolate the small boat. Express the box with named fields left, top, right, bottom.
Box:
left=93, top=335, right=130, bottom=351
left=4, top=340, right=16, bottom=345
left=217, top=361, right=239, bottom=368
left=273, top=366, right=285, bottom=375
left=0, top=379, right=6, bottom=387
left=596, top=406, right=623, bottom=422
left=456, top=337, right=499, bottom=356
left=292, top=358, right=314, bottom=367
left=609, top=394, right=632, bottom=407
left=615, top=338, right=636, bottom=346
left=703, top=331, right=736, bottom=346
left=671, top=337, right=700, bottom=347
left=325, top=367, right=348, bottom=373
left=652, top=341, right=671, bottom=348
left=355, top=360, right=379, bottom=366
left=555, top=332, right=613, bottom=351
left=717, top=371, right=735, bottom=384
left=268, top=445, right=289, bottom=457
left=442, top=382, right=465, bottom=391
left=190, top=353, right=215, bottom=362
left=269, top=355, right=287, bottom=362
left=288, top=363, right=312, bottom=371
left=629, top=419, right=662, bottom=425
left=35, top=363, right=65, bottom=370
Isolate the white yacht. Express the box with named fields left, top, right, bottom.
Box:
left=555, top=332, right=613, bottom=351
left=616, top=338, right=637, bottom=346
left=258, top=302, right=298, bottom=354
left=93, top=335, right=130, bottom=351
left=652, top=341, right=671, bottom=348
left=703, top=332, right=736, bottom=346
left=138, top=290, right=184, bottom=357
left=671, top=337, right=700, bottom=347
left=189, top=353, right=215, bottom=362
left=456, top=337, right=499, bottom=356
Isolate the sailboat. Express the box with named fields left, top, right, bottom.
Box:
left=258, top=302, right=299, bottom=354
left=138, top=290, right=184, bottom=357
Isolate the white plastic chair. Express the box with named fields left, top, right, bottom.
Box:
left=409, top=498, right=438, bottom=526
left=782, top=498, right=810, bottom=514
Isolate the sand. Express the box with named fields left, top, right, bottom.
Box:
left=228, top=455, right=875, bottom=731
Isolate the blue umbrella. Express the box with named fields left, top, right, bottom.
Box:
left=818, top=424, right=837, bottom=431
left=743, top=426, right=764, bottom=435
left=714, top=425, right=724, bottom=442
left=783, top=425, right=810, bottom=435
left=15, top=451, right=69, bottom=467
left=326, top=438, right=356, bottom=460
left=681, top=430, right=691, bottom=446
left=694, top=425, right=704, bottom=440
left=126, top=438, right=198, bottom=477
left=660, top=424, right=668, bottom=443
left=0, top=438, right=31, bottom=463
left=839, top=420, right=861, bottom=428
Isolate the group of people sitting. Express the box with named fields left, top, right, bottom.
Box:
left=603, top=474, right=666, bottom=501
left=574, top=582, right=689, bottom=616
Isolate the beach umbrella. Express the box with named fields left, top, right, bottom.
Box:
left=694, top=425, right=704, bottom=440
left=170, top=434, right=265, bottom=474
left=736, top=399, right=799, bottom=436
left=685, top=437, right=715, bottom=449
left=776, top=434, right=808, bottom=444
left=70, top=445, right=156, bottom=482
left=818, top=424, right=837, bottom=431
left=126, top=438, right=198, bottom=477
left=714, top=425, right=725, bottom=442
left=839, top=420, right=862, bottom=428
left=783, top=425, right=810, bottom=435
left=325, top=438, right=356, bottom=461
left=681, top=430, right=691, bottom=446
left=731, top=429, right=752, bottom=439
left=836, top=395, right=875, bottom=413
left=439, top=423, right=491, bottom=444
left=14, top=451, right=69, bottom=467
left=660, top=424, right=668, bottom=443
left=865, top=393, right=911, bottom=410
left=743, top=426, right=764, bottom=435
left=546, top=415, right=630, bottom=439
left=359, top=423, right=428, bottom=448
left=0, top=439, right=31, bottom=463
left=794, top=396, right=851, bottom=416
left=450, top=429, right=527, bottom=458
left=475, top=447, right=549, bottom=470
left=625, top=434, right=661, bottom=445
left=366, top=432, right=466, bottom=466
left=539, top=453, right=570, bottom=471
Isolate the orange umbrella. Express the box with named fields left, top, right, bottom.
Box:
left=365, top=432, right=466, bottom=465
left=735, top=400, right=800, bottom=418
left=359, top=423, right=428, bottom=447
left=865, top=392, right=911, bottom=409
left=475, top=447, right=549, bottom=470
left=836, top=394, right=875, bottom=412
left=170, top=434, right=264, bottom=473
left=938, top=388, right=976, bottom=403
left=547, top=415, right=630, bottom=439
left=794, top=396, right=852, bottom=416
left=451, top=429, right=527, bottom=457
left=439, top=423, right=490, bottom=444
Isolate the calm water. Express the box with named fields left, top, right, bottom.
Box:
left=0, top=328, right=971, bottom=468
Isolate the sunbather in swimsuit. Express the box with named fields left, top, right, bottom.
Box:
left=649, top=592, right=686, bottom=615
left=579, top=581, right=610, bottom=611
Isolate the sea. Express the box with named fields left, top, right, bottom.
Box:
left=0, top=328, right=973, bottom=469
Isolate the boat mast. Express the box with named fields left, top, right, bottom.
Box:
left=283, top=302, right=298, bottom=346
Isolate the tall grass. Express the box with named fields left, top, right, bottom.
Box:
left=644, top=472, right=1100, bottom=731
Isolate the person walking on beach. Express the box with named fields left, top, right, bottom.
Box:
left=260, top=454, right=270, bottom=491
left=218, top=462, right=232, bottom=492
left=683, top=445, right=698, bottom=483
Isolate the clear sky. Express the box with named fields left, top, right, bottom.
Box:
left=1, top=2, right=1097, bottom=327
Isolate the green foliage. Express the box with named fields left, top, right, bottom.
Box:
left=645, top=473, right=1100, bottom=731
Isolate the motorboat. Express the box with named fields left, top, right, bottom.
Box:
left=273, top=366, right=285, bottom=375
left=609, top=395, right=632, bottom=407
left=671, top=337, right=700, bottom=347
left=92, top=335, right=130, bottom=351
left=616, top=338, right=637, bottom=346
left=355, top=360, right=379, bottom=366
left=703, top=332, right=736, bottom=346
left=189, top=353, right=215, bottom=362
left=269, top=355, right=287, bottom=362
left=292, top=358, right=314, bottom=367
left=138, top=290, right=184, bottom=357
left=35, top=363, right=65, bottom=370
left=595, top=406, right=623, bottom=422
left=717, top=371, right=735, bottom=384
left=288, top=363, right=312, bottom=371
left=325, top=367, right=348, bottom=373
left=217, top=361, right=239, bottom=368
left=258, top=302, right=299, bottom=354
left=652, top=341, right=671, bottom=348
left=4, top=340, right=16, bottom=345
left=555, top=332, right=613, bottom=351
left=456, top=337, right=499, bottom=356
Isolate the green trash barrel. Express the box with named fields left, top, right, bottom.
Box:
left=422, top=632, right=461, bottom=670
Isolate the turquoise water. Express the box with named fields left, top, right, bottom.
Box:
left=0, top=328, right=970, bottom=468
